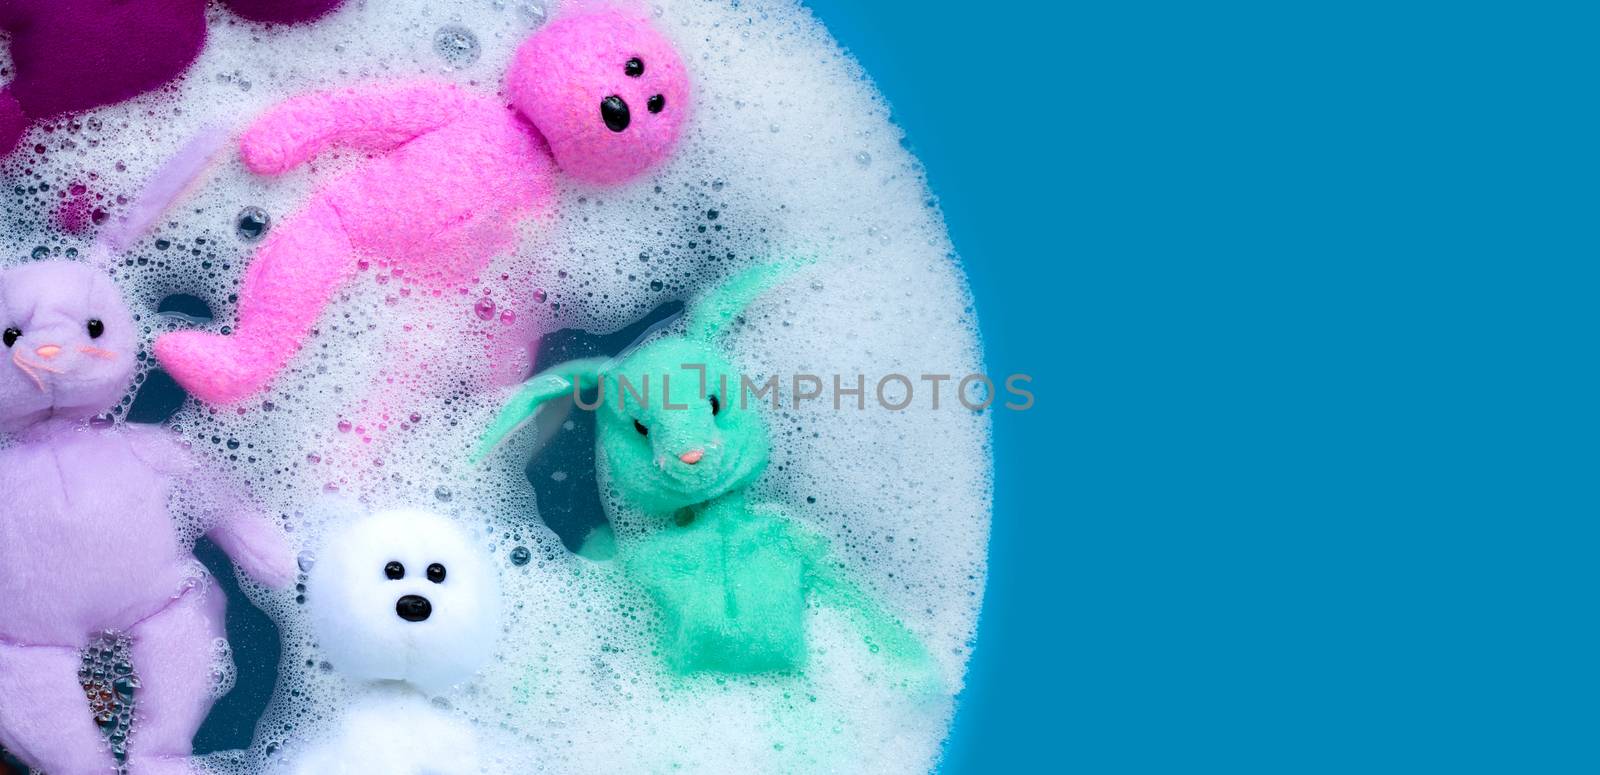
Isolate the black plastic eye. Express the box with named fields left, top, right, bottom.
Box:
left=709, top=394, right=720, bottom=416
left=634, top=419, right=649, bottom=436
left=427, top=563, right=446, bottom=583
left=384, top=561, right=405, bottom=580
left=601, top=96, right=631, bottom=132
left=86, top=319, right=104, bottom=338
left=2, top=328, right=18, bottom=348
left=647, top=94, right=665, bottom=114
left=625, top=57, right=644, bottom=77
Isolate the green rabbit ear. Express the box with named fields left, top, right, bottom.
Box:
left=470, top=357, right=609, bottom=465
left=685, top=257, right=814, bottom=343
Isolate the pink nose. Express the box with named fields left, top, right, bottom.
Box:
left=678, top=450, right=704, bottom=465
left=34, top=344, right=61, bottom=359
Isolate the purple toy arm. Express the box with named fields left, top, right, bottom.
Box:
left=239, top=81, right=467, bottom=174
left=128, top=428, right=296, bottom=589
left=0, top=88, right=24, bottom=159
left=0, top=0, right=32, bottom=156
left=204, top=503, right=297, bottom=590
left=0, top=0, right=36, bottom=29
left=220, top=0, right=345, bottom=25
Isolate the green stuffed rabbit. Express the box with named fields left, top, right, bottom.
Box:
left=475, top=261, right=933, bottom=680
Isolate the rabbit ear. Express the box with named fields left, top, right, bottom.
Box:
left=610, top=307, right=685, bottom=364
left=470, top=357, right=609, bottom=465
left=87, top=124, right=230, bottom=269
left=686, top=257, right=813, bottom=343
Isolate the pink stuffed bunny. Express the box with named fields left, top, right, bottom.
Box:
left=155, top=8, right=691, bottom=403
left=0, top=261, right=295, bottom=775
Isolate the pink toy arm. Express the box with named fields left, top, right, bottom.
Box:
left=128, top=428, right=296, bottom=589
left=240, top=81, right=467, bottom=174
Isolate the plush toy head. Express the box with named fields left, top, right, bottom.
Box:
left=475, top=262, right=805, bottom=515
left=309, top=509, right=501, bottom=695
left=0, top=261, right=138, bottom=432
left=598, top=337, right=769, bottom=514
left=507, top=7, right=690, bottom=185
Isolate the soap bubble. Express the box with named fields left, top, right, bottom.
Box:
left=208, top=638, right=238, bottom=698
left=79, top=631, right=136, bottom=765
left=519, top=1, right=548, bottom=26
left=509, top=545, right=531, bottom=566
left=434, top=25, right=481, bottom=67
left=236, top=206, right=271, bottom=241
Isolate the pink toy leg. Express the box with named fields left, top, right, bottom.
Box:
left=155, top=197, right=355, bottom=403
left=123, top=584, right=227, bottom=775
left=0, top=641, right=119, bottom=775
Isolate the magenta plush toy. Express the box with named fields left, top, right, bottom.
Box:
left=0, top=261, right=295, bottom=774
left=154, top=7, right=691, bottom=404
left=0, top=0, right=346, bottom=159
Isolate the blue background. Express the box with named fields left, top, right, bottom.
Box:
left=803, top=0, right=1596, bottom=772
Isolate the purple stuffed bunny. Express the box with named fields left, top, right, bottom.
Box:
left=0, top=0, right=346, bottom=159
left=0, top=261, right=295, bottom=775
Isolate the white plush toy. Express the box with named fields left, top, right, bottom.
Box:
left=291, top=508, right=502, bottom=775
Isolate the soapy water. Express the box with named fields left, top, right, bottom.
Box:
left=80, top=631, right=139, bottom=768
left=209, top=638, right=240, bottom=700
left=0, top=1, right=989, bottom=773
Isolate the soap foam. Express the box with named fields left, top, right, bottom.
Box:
left=0, top=1, right=990, bottom=772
